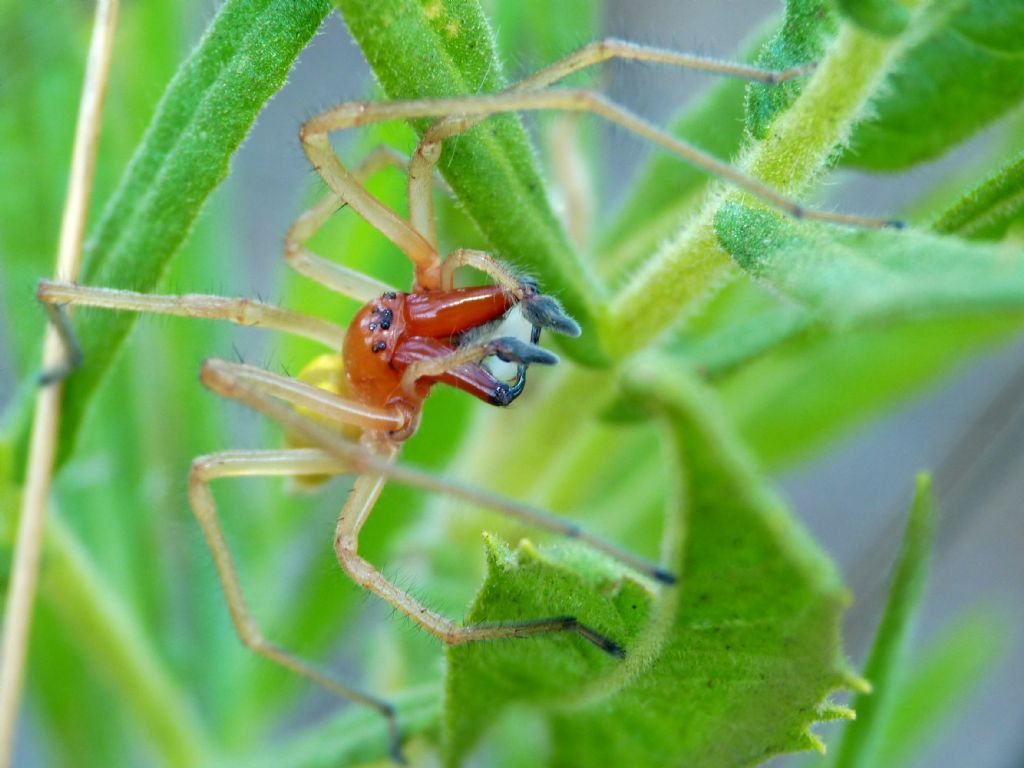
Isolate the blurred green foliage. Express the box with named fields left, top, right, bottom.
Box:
left=1, top=0, right=1022, bottom=766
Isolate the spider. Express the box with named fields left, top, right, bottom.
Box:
left=38, top=38, right=898, bottom=763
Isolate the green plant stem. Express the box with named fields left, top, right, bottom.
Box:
left=602, top=19, right=917, bottom=359
left=41, top=515, right=208, bottom=766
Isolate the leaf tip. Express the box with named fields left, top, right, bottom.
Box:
left=817, top=703, right=857, bottom=722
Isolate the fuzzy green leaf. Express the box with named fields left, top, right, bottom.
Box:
left=831, top=475, right=935, bottom=768
left=932, top=148, right=1024, bottom=239
left=43, top=0, right=332, bottom=462
left=715, top=203, right=1024, bottom=327
left=844, top=0, right=1024, bottom=169
left=746, top=0, right=837, bottom=140
left=837, top=0, right=911, bottom=36
left=334, top=0, right=606, bottom=365
left=445, top=371, right=855, bottom=767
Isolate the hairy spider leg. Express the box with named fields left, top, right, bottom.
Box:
left=36, top=281, right=347, bottom=351
left=402, top=38, right=818, bottom=245
left=187, top=448, right=405, bottom=764
left=304, top=51, right=900, bottom=236
left=199, top=357, right=628, bottom=659
left=36, top=287, right=662, bottom=759
left=438, top=248, right=523, bottom=293
left=284, top=146, right=453, bottom=302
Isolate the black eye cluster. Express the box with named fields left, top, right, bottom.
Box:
left=369, top=292, right=399, bottom=353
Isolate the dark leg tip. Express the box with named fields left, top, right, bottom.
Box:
left=886, top=218, right=907, bottom=230
left=488, top=337, right=559, bottom=366
left=389, top=743, right=408, bottom=766
left=383, top=707, right=406, bottom=765
left=37, top=366, right=70, bottom=387
left=571, top=618, right=627, bottom=659
left=601, top=638, right=627, bottom=660
left=652, top=567, right=678, bottom=586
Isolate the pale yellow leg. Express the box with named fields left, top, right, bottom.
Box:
left=332, top=450, right=625, bottom=657
left=199, top=359, right=404, bottom=433
left=36, top=280, right=346, bottom=350
left=283, top=146, right=451, bottom=302
left=198, top=360, right=638, bottom=657
left=439, top=248, right=523, bottom=292
left=306, top=88, right=898, bottom=230
left=187, top=448, right=405, bottom=763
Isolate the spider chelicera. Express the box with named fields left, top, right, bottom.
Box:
left=39, top=38, right=897, bottom=763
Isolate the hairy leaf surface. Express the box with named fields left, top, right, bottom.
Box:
left=49, top=0, right=332, bottom=461
left=715, top=203, right=1024, bottom=327
left=844, top=0, right=1024, bottom=169
left=445, top=373, right=854, bottom=767
left=932, top=149, right=1024, bottom=239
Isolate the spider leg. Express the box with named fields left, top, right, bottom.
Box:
left=188, top=448, right=405, bottom=764
left=334, top=467, right=624, bottom=657
left=34, top=281, right=348, bottom=384
left=397, top=335, right=558, bottom=402
left=299, top=134, right=441, bottom=291
left=305, top=89, right=899, bottom=231
left=36, top=281, right=345, bottom=349
left=517, top=38, right=818, bottom=91
left=405, top=38, right=818, bottom=248
left=439, top=248, right=522, bottom=292
left=284, top=192, right=400, bottom=303
left=283, top=146, right=453, bottom=302
left=198, top=359, right=630, bottom=658
left=197, top=359, right=404, bottom=432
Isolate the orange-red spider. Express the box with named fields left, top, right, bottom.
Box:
left=39, top=37, right=899, bottom=762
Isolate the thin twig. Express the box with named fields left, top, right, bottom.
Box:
left=0, top=0, right=119, bottom=763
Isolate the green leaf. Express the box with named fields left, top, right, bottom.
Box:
left=445, top=370, right=855, bottom=767
left=746, top=0, right=837, bottom=140
left=489, top=0, right=599, bottom=67
left=718, top=313, right=1018, bottom=468
left=226, top=686, right=441, bottom=768
left=710, top=204, right=1024, bottom=465
left=844, top=0, right=1024, bottom=169
left=874, top=611, right=1008, bottom=766
left=932, top=148, right=1024, bottom=239
left=837, top=0, right=911, bottom=36
left=604, top=15, right=915, bottom=359
left=715, top=202, right=1024, bottom=328
left=49, top=0, right=332, bottom=461
left=831, top=475, right=935, bottom=768
left=37, top=512, right=208, bottom=765
left=335, top=0, right=607, bottom=365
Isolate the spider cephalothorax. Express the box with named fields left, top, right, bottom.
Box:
left=338, top=271, right=578, bottom=442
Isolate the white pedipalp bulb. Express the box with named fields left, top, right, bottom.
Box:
left=481, top=304, right=535, bottom=382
